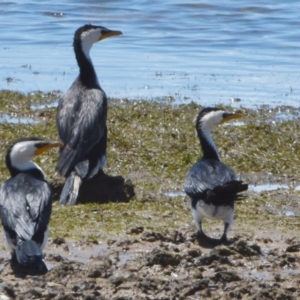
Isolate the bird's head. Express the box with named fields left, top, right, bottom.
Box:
left=74, top=24, right=122, bottom=55
left=196, top=107, right=243, bottom=133
left=6, top=137, right=63, bottom=176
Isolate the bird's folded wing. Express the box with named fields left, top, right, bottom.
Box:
left=184, top=159, right=236, bottom=198
left=0, top=177, right=51, bottom=242
left=57, top=88, right=106, bottom=177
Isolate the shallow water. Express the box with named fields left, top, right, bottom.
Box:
left=163, top=182, right=300, bottom=197
left=249, top=183, right=291, bottom=192
left=162, top=191, right=186, bottom=198
left=0, top=114, right=39, bottom=124
left=1, top=1, right=300, bottom=108
left=163, top=181, right=300, bottom=217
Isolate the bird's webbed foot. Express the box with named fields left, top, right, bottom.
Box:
left=220, top=222, right=231, bottom=245
left=196, top=222, right=210, bottom=241
left=220, top=234, right=229, bottom=244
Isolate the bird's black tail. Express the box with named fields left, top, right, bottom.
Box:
left=59, top=171, right=82, bottom=205
left=206, top=180, right=248, bottom=206
left=213, top=180, right=248, bottom=196
left=15, top=240, right=47, bottom=272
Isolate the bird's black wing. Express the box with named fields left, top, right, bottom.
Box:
left=184, top=159, right=248, bottom=206
left=184, top=159, right=236, bottom=196
left=0, top=174, right=52, bottom=245
left=57, top=82, right=107, bottom=178
left=57, top=78, right=92, bottom=143
left=56, top=82, right=81, bottom=143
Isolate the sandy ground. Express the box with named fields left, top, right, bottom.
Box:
left=0, top=224, right=299, bottom=300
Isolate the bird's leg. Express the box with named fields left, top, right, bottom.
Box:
left=11, top=252, right=17, bottom=263
left=196, top=221, right=208, bottom=240
left=220, top=222, right=230, bottom=244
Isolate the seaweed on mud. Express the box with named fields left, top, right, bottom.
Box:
left=0, top=90, right=299, bottom=241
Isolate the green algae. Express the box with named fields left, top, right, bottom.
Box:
left=0, top=90, right=299, bottom=241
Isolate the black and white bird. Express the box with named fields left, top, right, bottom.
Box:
left=56, top=24, right=122, bottom=205
left=184, top=107, right=248, bottom=244
left=0, top=137, right=62, bottom=271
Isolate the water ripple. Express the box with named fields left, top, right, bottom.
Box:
left=1, top=0, right=300, bottom=108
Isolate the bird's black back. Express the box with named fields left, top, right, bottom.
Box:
left=0, top=172, right=52, bottom=247
left=184, top=159, right=248, bottom=208
left=56, top=79, right=107, bottom=178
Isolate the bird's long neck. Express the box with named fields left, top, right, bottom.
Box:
left=74, top=40, right=99, bottom=88
left=197, top=127, right=220, bottom=161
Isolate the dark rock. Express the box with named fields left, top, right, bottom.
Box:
left=187, top=248, right=202, bottom=258
left=56, top=295, right=75, bottom=300
left=83, top=294, right=103, bottom=300
left=137, top=277, right=168, bottom=293
left=141, top=231, right=166, bottom=242
left=193, top=269, right=204, bottom=279
left=213, top=271, right=242, bottom=283
left=109, top=276, right=124, bottom=286
left=87, top=267, right=103, bottom=278
left=285, top=286, right=297, bottom=293
left=195, top=254, right=232, bottom=266
left=116, top=239, right=134, bottom=247
left=286, top=244, right=300, bottom=252
left=22, top=289, right=43, bottom=299
left=141, top=230, right=185, bottom=244
left=287, top=256, right=296, bottom=263
left=43, top=290, right=60, bottom=299
left=87, top=258, right=112, bottom=278
left=71, top=280, right=96, bottom=292
left=274, top=274, right=283, bottom=282
left=107, top=239, right=117, bottom=246
left=126, top=226, right=144, bottom=235
left=145, top=250, right=181, bottom=267
left=249, top=244, right=261, bottom=254
left=52, top=237, right=67, bottom=245
left=171, top=230, right=186, bottom=244
left=231, top=240, right=260, bottom=257
left=212, top=245, right=237, bottom=256
left=0, top=282, right=16, bottom=299
left=46, top=261, right=83, bottom=282
left=177, top=280, right=209, bottom=299
left=250, top=287, right=294, bottom=300
left=48, top=254, right=64, bottom=262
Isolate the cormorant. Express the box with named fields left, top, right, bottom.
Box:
left=56, top=24, right=122, bottom=205
left=0, top=137, right=62, bottom=271
left=184, top=107, right=248, bottom=244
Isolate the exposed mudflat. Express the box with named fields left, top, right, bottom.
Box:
left=0, top=91, right=300, bottom=299
left=1, top=226, right=300, bottom=300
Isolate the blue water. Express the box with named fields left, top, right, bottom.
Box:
left=1, top=0, right=300, bottom=108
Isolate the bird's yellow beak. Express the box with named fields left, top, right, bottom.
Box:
left=34, top=142, right=63, bottom=155
left=221, top=112, right=243, bottom=124
left=99, top=29, right=123, bottom=41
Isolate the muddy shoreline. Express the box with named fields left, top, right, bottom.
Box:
left=0, top=91, right=300, bottom=299
left=1, top=227, right=300, bottom=299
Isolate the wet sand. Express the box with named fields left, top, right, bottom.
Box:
left=1, top=222, right=300, bottom=299
left=0, top=92, right=300, bottom=299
